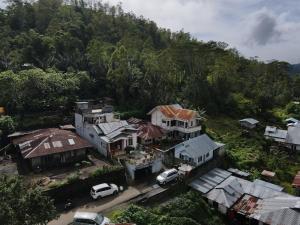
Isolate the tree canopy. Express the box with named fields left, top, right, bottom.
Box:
left=0, top=0, right=297, bottom=116
left=0, top=175, right=57, bottom=225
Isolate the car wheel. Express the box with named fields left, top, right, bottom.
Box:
left=113, top=191, right=118, bottom=195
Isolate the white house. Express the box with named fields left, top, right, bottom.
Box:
left=174, top=134, right=224, bottom=167
left=147, top=104, right=203, bottom=140
left=75, top=102, right=138, bottom=157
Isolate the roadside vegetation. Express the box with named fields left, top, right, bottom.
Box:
left=112, top=191, right=226, bottom=225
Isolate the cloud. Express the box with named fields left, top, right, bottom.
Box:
left=105, top=0, right=300, bottom=63
left=246, top=9, right=281, bottom=46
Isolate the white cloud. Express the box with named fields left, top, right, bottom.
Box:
left=105, top=0, right=300, bottom=63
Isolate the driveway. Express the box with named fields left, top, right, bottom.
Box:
left=48, top=186, right=141, bottom=225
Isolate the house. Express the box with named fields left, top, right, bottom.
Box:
left=190, top=168, right=291, bottom=217
left=127, top=119, right=166, bottom=145
left=75, top=102, right=138, bottom=157
left=12, top=128, right=92, bottom=170
left=239, top=118, right=259, bottom=129
left=264, top=126, right=287, bottom=143
left=292, top=171, right=300, bottom=195
left=173, top=134, right=225, bottom=167
left=147, top=104, right=203, bottom=140
left=264, top=125, right=300, bottom=150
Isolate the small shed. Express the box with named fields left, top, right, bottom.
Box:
left=239, top=118, right=259, bottom=129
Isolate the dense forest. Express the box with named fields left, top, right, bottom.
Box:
left=0, top=0, right=300, bottom=117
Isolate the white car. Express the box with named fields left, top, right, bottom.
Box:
left=90, top=183, right=121, bottom=200
left=156, top=168, right=179, bottom=185
left=73, top=211, right=110, bottom=225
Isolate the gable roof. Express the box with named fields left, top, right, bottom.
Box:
left=148, top=104, right=201, bottom=121
left=13, top=128, right=92, bottom=159
left=175, top=134, right=220, bottom=158
left=239, top=118, right=259, bottom=125
left=97, top=121, right=129, bottom=135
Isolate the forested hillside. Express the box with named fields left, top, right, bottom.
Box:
left=0, top=0, right=300, bottom=117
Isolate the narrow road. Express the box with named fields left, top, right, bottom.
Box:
left=48, top=186, right=142, bottom=225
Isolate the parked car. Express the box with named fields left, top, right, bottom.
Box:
left=73, top=211, right=110, bottom=225
left=156, top=168, right=179, bottom=185
left=90, top=183, right=122, bottom=200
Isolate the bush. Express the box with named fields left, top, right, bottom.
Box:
left=90, top=166, right=123, bottom=178
left=66, top=173, right=80, bottom=184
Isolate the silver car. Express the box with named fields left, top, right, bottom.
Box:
left=156, top=168, right=179, bottom=185
left=73, top=211, right=110, bottom=225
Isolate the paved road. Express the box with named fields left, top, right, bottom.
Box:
left=48, top=186, right=141, bottom=225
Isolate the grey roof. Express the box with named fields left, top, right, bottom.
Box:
left=189, top=168, right=232, bottom=194
left=204, top=176, right=289, bottom=209
left=286, top=126, right=300, bottom=145
left=253, top=179, right=284, bottom=192
left=175, top=134, right=220, bottom=159
left=250, top=197, right=300, bottom=225
left=264, top=126, right=287, bottom=140
left=227, top=168, right=250, bottom=177
left=239, top=118, right=259, bottom=125
left=98, top=121, right=128, bottom=135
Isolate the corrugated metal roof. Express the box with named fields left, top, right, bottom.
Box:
left=148, top=104, right=200, bottom=121
left=205, top=176, right=245, bottom=208
left=239, top=118, right=259, bottom=125
left=98, top=121, right=128, bottom=135
left=13, top=128, right=92, bottom=159
left=227, top=168, right=250, bottom=177
left=189, top=168, right=232, bottom=194
left=264, top=126, right=287, bottom=140
left=292, top=171, right=300, bottom=187
left=127, top=117, right=143, bottom=124
left=285, top=117, right=299, bottom=123
left=250, top=197, right=300, bottom=225
left=137, top=123, right=165, bottom=140
left=175, top=134, right=221, bottom=159
left=253, top=179, right=284, bottom=192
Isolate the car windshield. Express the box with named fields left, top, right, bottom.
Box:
left=161, top=172, right=169, bottom=178
left=95, top=214, right=104, bottom=224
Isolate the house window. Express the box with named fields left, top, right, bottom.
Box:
left=128, top=137, right=133, bottom=146
left=189, top=158, right=193, bottom=163
left=167, top=121, right=170, bottom=126
left=190, top=121, right=193, bottom=127
left=198, top=156, right=202, bottom=162
left=206, top=152, right=209, bottom=157
left=162, top=120, right=166, bottom=124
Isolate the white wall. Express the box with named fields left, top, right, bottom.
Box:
left=151, top=158, right=163, bottom=173
left=174, top=146, right=214, bottom=167
left=218, top=204, right=227, bottom=214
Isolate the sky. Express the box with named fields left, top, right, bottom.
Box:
left=104, top=0, right=300, bottom=64
left=0, top=0, right=299, bottom=63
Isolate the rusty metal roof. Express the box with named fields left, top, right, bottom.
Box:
left=292, top=171, right=300, bottom=187
left=0, top=107, right=5, bottom=114
left=137, top=123, right=166, bottom=140
left=149, top=105, right=200, bottom=121
left=233, top=194, right=260, bottom=216
left=13, top=128, right=92, bottom=159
